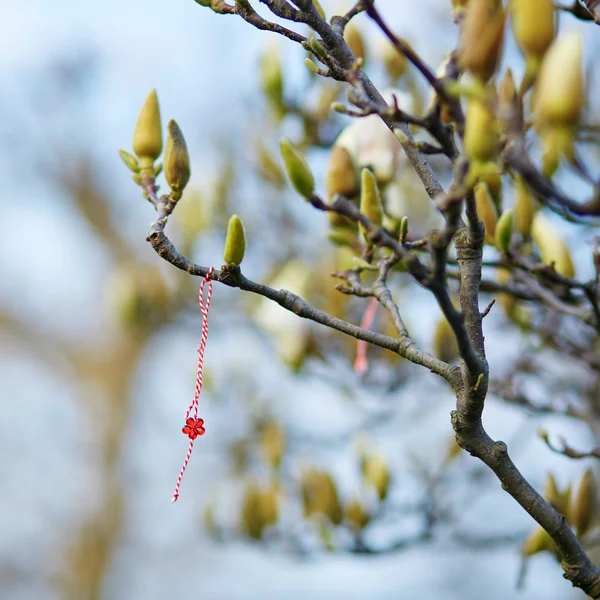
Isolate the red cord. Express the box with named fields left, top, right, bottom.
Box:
left=354, top=296, right=379, bottom=375
left=171, top=267, right=214, bottom=503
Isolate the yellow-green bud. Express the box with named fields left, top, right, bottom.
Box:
left=132, top=89, right=163, bottom=166
left=359, top=168, right=383, bottom=240
left=164, top=119, right=191, bottom=196
left=362, top=454, right=391, bottom=501
left=495, top=208, right=513, bottom=253
left=459, top=0, right=506, bottom=83
left=432, top=317, right=460, bottom=364
left=304, top=58, right=320, bottom=74
left=474, top=183, right=498, bottom=245
left=327, top=230, right=358, bottom=248
left=400, top=216, right=409, bottom=244
left=523, top=526, right=554, bottom=557
left=279, top=139, right=315, bottom=200
left=478, top=161, right=503, bottom=208
left=344, top=24, right=365, bottom=62
left=531, top=213, right=575, bottom=278
left=535, top=33, right=583, bottom=130
left=383, top=40, right=408, bottom=83
left=119, top=149, right=140, bottom=173
left=464, top=100, right=498, bottom=163
left=312, top=0, right=326, bottom=20
left=511, top=0, right=554, bottom=61
left=572, top=469, right=596, bottom=539
left=132, top=173, right=142, bottom=186
left=309, top=37, right=327, bottom=60
left=344, top=499, right=370, bottom=531
left=260, top=42, right=284, bottom=114
left=513, top=176, right=536, bottom=237
left=326, top=145, right=357, bottom=199
left=223, top=214, right=246, bottom=267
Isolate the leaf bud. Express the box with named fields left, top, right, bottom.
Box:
left=279, top=139, right=315, bottom=200
left=474, top=183, right=498, bottom=245
left=119, top=149, right=140, bottom=173
left=359, top=168, right=383, bottom=241
left=344, top=24, right=365, bottom=62
left=223, top=214, right=246, bottom=267
left=572, top=469, right=597, bottom=539
left=495, top=208, right=513, bottom=253
left=513, top=176, right=536, bottom=237
left=531, top=213, right=575, bottom=278
left=132, top=89, right=163, bottom=167
left=164, top=119, right=190, bottom=198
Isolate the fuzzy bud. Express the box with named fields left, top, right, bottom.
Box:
left=495, top=208, right=513, bottom=253
left=132, top=89, right=163, bottom=167
left=223, top=214, right=246, bottom=267
left=359, top=168, right=383, bottom=240
left=531, top=213, right=575, bottom=278
left=280, top=139, right=315, bottom=200
left=344, top=24, right=365, bottom=62
left=572, top=469, right=597, bottom=539
left=164, top=119, right=190, bottom=197
left=326, top=145, right=357, bottom=199
left=513, top=176, right=536, bottom=237
left=511, top=0, right=555, bottom=62
left=474, top=183, right=498, bottom=245
left=464, top=100, right=498, bottom=164
left=459, top=0, right=506, bottom=82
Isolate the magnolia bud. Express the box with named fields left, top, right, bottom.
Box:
left=511, top=0, right=555, bottom=61
left=119, top=149, right=140, bottom=173
left=326, top=145, right=357, bottom=199
left=400, top=216, right=409, bottom=244
left=259, top=421, right=285, bottom=470
left=280, top=139, right=315, bottom=200
left=513, top=176, right=536, bottom=237
left=164, top=119, right=190, bottom=197
left=478, top=162, right=503, bottom=208
left=260, top=42, right=284, bottom=115
left=535, top=33, right=583, bottom=129
left=132, top=90, right=162, bottom=167
left=383, top=41, right=408, bottom=83
left=474, top=183, right=498, bottom=245
left=312, top=0, right=326, bottom=20
left=464, top=100, right=498, bottom=164
left=344, top=499, right=370, bottom=531
left=459, top=0, right=506, bottom=82
left=432, top=317, right=460, bottom=364
left=359, top=168, right=383, bottom=240
left=572, top=469, right=596, bottom=539
left=544, top=473, right=571, bottom=517
left=495, top=208, right=513, bottom=253
left=344, top=24, right=365, bottom=62
left=223, top=214, right=246, bottom=267
left=523, top=526, right=554, bottom=557
left=531, top=213, right=575, bottom=279
left=362, top=454, right=391, bottom=501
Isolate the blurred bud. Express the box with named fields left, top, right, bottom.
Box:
left=119, top=149, right=140, bottom=173
left=280, top=139, right=315, bottom=200
left=464, top=99, right=498, bottom=164
left=312, top=0, right=326, bottom=20
left=257, top=143, right=286, bottom=188
left=495, top=208, right=513, bottom=253
left=474, top=183, right=498, bottom=245
left=260, top=42, right=285, bottom=117
left=202, top=500, right=219, bottom=538
left=326, top=145, right=358, bottom=199
left=498, top=68, right=517, bottom=109
left=459, top=0, right=506, bottom=83
left=304, top=58, right=320, bottom=74
left=443, top=434, right=463, bottom=465
left=259, top=421, right=285, bottom=470
left=383, top=41, right=408, bottom=84
left=359, top=168, right=383, bottom=241
left=301, top=468, right=343, bottom=525
left=451, top=0, right=470, bottom=20
left=240, top=481, right=279, bottom=540
left=544, top=473, right=570, bottom=517
left=174, top=190, right=210, bottom=243
left=432, top=317, right=460, bottom=364
left=223, top=214, right=246, bottom=267
left=478, top=161, right=503, bottom=208
left=344, top=499, right=371, bottom=531
left=513, top=176, right=536, bottom=237
left=344, top=24, right=365, bottom=62
left=153, top=162, right=163, bottom=177
left=132, top=173, right=142, bottom=186
left=531, top=213, right=575, bottom=278
left=362, top=454, right=391, bottom=501
left=164, top=119, right=190, bottom=197
left=327, top=229, right=359, bottom=249
left=511, top=0, right=555, bottom=62
left=400, top=216, right=409, bottom=244
left=534, top=33, right=583, bottom=165
left=572, top=469, right=597, bottom=539
left=523, top=526, right=554, bottom=557
left=132, top=89, right=163, bottom=167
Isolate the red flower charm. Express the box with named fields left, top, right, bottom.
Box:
left=182, top=417, right=205, bottom=440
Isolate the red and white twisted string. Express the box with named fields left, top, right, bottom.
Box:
left=171, top=266, right=214, bottom=503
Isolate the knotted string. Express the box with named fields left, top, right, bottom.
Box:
left=171, top=267, right=214, bottom=503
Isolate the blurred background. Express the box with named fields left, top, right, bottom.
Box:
left=1, top=1, right=599, bottom=599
